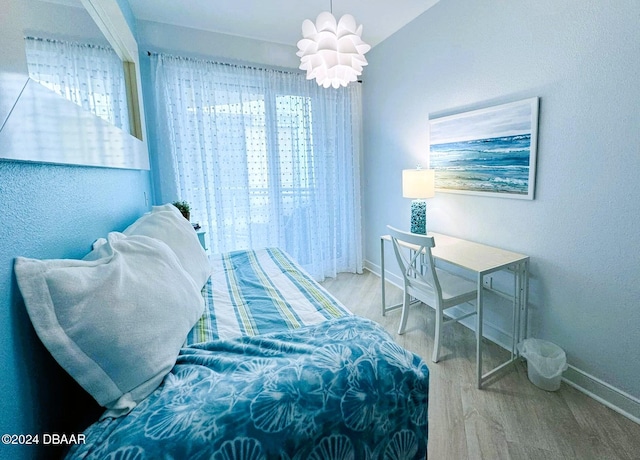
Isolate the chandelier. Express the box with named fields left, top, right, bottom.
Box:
left=296, top=9, right=371, bottom=89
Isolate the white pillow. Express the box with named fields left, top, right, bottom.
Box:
left=14, top=233, right=204, bottom=418
left=124, top=204, right=210, bottom=289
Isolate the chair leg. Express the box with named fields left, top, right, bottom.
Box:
left=432, top=307, right=443, bottom=363
left=398, top=291, right=411, bottom=335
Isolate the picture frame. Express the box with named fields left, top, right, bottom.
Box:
left=428, top=97, right=539, bottom=199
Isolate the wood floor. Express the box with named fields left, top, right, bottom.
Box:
left=320, top=271, right=640, bottom=460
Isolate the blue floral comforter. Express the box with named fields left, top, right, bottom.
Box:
left=67, top=316, right=429, bottom=459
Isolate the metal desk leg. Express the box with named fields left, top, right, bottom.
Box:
left=511, top=264, right=519, bottom=359
left=522, top=260, right=530, bottom=341
left=518, top=263, right=524, bottom=349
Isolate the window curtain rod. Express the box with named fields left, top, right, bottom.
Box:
left=146, top=50, right=299, bottom=76
left=146, top=50, right=363, bottom=83
left=28, top=36, right=112, bottom=51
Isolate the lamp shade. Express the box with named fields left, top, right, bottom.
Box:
left=296, top=12, right=371, bottom=89
left=402, top=169, right=435, bottom=199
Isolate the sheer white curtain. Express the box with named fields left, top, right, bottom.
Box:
left=151, top=53, right=362, bottom=281
left=24, top=37, right=130, bottom=131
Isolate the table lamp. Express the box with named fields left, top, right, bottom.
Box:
left=402, top=168, right=435, bottom=234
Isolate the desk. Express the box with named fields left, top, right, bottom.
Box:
left=380, top=232, right=529, bottom=388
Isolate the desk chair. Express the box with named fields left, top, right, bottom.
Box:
left=387, top=226, right=478, bottom=363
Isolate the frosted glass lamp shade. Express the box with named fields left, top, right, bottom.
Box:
left=402, top=169, right=435, bottom=199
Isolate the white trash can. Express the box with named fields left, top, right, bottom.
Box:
left=517, top=338, right=568, bottom=391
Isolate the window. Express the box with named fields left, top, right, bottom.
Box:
left=151, top=54, right=362, bottom=281
left=24, top=37, right=130, bottom=131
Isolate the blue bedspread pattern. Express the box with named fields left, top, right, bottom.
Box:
left=67, top=316, right=429, bottom=459
left=187, top=248, right=350, bottom=344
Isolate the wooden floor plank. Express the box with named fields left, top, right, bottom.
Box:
left=561, top=385, right=640, bottom=460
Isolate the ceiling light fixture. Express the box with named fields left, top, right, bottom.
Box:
left=296, top=2, right=371, bottom=89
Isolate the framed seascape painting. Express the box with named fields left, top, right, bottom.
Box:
left=428, top=97, right=539, bottom=199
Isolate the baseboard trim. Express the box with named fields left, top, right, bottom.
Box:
left=562, top=366, right=640, bottom=424
left=364, top=258, right=640, bottom=426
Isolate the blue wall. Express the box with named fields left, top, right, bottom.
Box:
left=115, top=0, right=138, bottom=38
left=362, top=0, right=640, bottom=417
left=0, top=1, right=153, bottom=458
left=0, top=161, right=151, bottom=459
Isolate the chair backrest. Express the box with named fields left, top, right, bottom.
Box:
left=387, top=226, right=443, bottom=303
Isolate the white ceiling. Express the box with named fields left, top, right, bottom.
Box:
left=126, top=0, right=440, bottom=48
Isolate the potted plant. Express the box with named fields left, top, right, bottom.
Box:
left=172, top=200, right=190, bottom=221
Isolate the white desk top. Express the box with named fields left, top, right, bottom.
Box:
left=382, top=232, right=528, bottom=274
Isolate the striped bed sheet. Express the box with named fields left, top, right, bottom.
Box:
left=186, top=247, right=351, bottom=345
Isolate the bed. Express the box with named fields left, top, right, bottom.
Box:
left=14, top=205, right=429, bottom=460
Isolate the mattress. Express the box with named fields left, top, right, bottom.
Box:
left=187, top=247, right=350, bottom=344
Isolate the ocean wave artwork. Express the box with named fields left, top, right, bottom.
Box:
left=428, top=97, right=539, bottom=199
left=430, top=134, right=531, bottom=194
